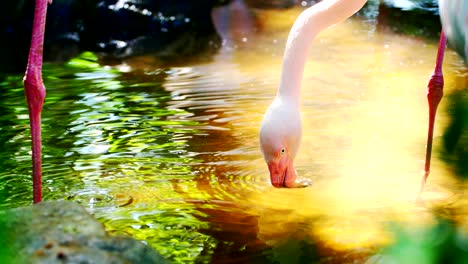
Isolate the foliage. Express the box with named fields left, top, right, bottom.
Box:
left=266, top=237, right=320, bottom=264
left=66, top=51, right=100, bottom=69
left=0, top=210, right=17, bottom=263
left=374, top=217, right=468, bottom=264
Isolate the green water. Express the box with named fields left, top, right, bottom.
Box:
left=0, top=51, right=268, bottom=262
left=1, top=6, right=467, bottom=263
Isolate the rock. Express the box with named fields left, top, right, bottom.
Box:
left=0, top=201, right=167, bottom=264
left=244, top=0, right=297, bottom=9
left=374, top=0, right=441, bottom=39
left=0, top=0, right=232, bottom=72
left=86, top=0, right=230, bottom=60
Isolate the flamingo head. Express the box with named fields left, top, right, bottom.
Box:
left=259, top=98, right=302, bottom=188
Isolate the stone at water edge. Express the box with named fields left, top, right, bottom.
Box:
left=0, top=200, right=167, bottom=264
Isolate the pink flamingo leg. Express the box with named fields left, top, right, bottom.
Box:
left=419, top=31, right=447, bottom=195
left=23, top=0, right=50, bottom=203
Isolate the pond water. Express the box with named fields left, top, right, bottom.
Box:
left=1, top=6, right=467, bottom=263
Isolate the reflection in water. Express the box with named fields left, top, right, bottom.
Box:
left=0, top=6, right=467, bottom=263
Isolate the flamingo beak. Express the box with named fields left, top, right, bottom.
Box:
left=267, top=155, right=297, bottom=188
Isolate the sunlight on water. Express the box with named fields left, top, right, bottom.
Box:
left=0, top=6, right=467, bottom=263
left=240, top=16, right=465, bottom=252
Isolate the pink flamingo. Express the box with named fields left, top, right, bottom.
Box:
left=259, top=0, right=448, bottom=190
left=23, top=0, right=51, bottom=203
left=259, top=0, right=369, bottom=188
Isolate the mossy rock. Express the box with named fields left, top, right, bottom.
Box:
left=0, top=201, right=167, bottom=264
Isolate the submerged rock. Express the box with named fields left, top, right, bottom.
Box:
left=0, top=201, right=167, bottom=264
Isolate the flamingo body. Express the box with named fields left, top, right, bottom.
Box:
left=439, top=0, right=468, bottom=62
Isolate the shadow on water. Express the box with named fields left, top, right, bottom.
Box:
left=1, top=3, right=468, bottom=263
left=441, top=87, right=468, bottom=180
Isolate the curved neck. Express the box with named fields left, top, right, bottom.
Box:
left=278, top=0, right=368, bottom=101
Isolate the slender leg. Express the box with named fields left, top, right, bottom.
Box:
left=23, top=0, right=50, bottom=204
left=419, top=31, right=447, bottom=196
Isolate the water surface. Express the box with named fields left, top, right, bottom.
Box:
left=0, top=6, right=467, bottom=263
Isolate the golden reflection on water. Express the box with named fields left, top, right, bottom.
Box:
left=222, top=8, right=465, bottom=251
left=85, top=7, right=468, bottom=261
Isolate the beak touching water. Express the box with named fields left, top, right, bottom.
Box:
left=267, top=154, right=297, bottom=188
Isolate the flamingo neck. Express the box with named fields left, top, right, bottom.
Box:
left=278, top=0, right=368, bottom=101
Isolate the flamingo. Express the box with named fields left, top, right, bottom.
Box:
left=258, top=0, right=453, bottom=190
left=23, top=0, right=51, bottom=203
left=259, top=0, right=369, bottom=188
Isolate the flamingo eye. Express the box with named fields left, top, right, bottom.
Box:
left=280, top=149, right=285, bottom=155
